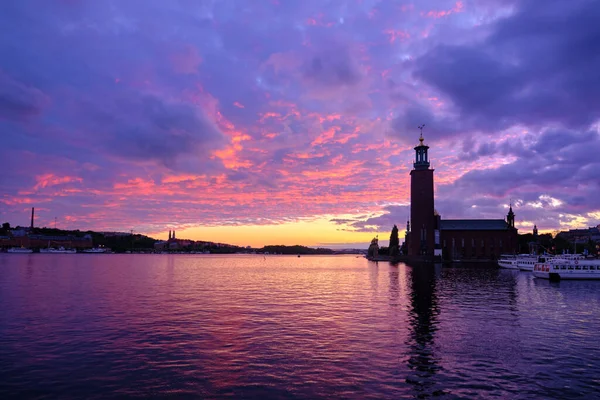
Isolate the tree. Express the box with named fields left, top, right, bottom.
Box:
left=2, top=222, right=10, bottom=231
left=389, top=225, right=399, bottom=257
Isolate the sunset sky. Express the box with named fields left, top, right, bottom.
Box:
left=1, top=0, right=599, bottom=248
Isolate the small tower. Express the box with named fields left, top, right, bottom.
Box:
left=168, top=230, right=172, bottom=240
left=533, top=224, right=538, bottom=239
left=507, top=202, right=515, bottom=228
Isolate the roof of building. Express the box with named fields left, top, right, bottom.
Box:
left=440, top=219, right=510, bottom=231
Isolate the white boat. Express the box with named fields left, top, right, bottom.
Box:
left=40, top=246, right=77, bottom=254
left=82, top=247, right=108, bottom=253
left=7, top=247, right=33, bottom=253
left=498, top=254, right=519, bottom=269
left=516, top=254, right=540, bottom=271
left=533, top=256, right=600, bottom=280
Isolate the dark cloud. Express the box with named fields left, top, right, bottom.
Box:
left=88, top=92, right=225, bottom=167
left=435, top=128, right=600, bottom=228
left=302, top=42, right=362, bottom=87
left=0, top=72, right=48, bottom=121
left=390, top=104, right=465, bottom=144
left=413, top=0, right=600, bottom=133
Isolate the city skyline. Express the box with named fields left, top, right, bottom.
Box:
left=1, top=0, right=599, bottom=248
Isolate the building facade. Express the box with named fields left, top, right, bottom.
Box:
left=405, top=134, right=518, bottom=260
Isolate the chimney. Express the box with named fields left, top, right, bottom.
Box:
left=31, top=207, right=35, bottom=230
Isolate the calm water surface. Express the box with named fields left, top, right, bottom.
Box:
left=1, top=254, right=599, bottom=399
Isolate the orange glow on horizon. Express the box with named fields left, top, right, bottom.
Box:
left=149, top=217, right=388, bottom=248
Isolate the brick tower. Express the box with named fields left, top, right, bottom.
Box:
left=409, top=131, right=436, bottom=256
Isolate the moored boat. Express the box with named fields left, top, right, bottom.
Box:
left=533, top=256, right=600, bottom=280
left=516, top=254, right=540, bottom=271
left=82, top=247, right=108, bottom=253
left=498, top=254, right=519, bottom=269
left=40, top=247, right=77, bottom=254
left=7, top=247, right=33, bottom=254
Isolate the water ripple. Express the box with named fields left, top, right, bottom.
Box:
left=1, top=254, right=599, bottom=399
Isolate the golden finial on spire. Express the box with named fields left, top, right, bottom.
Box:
left=418, top=124, right=425, bottom=145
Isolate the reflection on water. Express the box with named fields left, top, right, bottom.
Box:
left=1, top=255, right=599, bottom=399
left=405, top=263, right=442, bottom=397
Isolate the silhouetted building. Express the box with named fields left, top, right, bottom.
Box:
left=557, top=226, right=600, bottom=244
left=405, top=133, right=518, bottom=260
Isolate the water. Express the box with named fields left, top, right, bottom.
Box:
left=1, top=254, right=599, bottom=399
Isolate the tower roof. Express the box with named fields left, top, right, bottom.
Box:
left=413, top=128, right=430, bottom=169
left=440, top=219, right=512, bottom=230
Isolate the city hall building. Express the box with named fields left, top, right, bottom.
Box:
left=405, top=134, right=518, bottom=260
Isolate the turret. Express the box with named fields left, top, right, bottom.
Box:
left=413, top=132, right=430, bottom=170
left=507, top=202, right=515, bottom=228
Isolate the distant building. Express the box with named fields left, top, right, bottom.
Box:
left=0, top=232, right=93, bottom=250
left=154, top=241, right=168, bottom=251
left=405, top=133, right=518, bottom=260
left=557, top=226, right=600, bottom=244
left=102, top=231, right=132, bottom=237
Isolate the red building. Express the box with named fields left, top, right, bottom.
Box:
left=405, top=133, right=518, bottom=260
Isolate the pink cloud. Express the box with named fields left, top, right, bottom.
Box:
left=383, top=29, right=411, bottom=44
left=33, top=174, right=83, bottom=191
left=422, top=1, right=464, bottom=19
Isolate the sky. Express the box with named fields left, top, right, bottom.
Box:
left=1, top=0, right=599, bottom=248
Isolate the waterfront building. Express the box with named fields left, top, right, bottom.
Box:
left=0, top=232, right=93, bottom=250
left=405, top=134, right=518, bottom=260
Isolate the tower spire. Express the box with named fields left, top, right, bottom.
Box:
left=507, top=200, right=515, bottom=228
